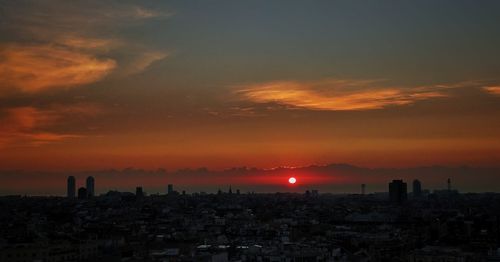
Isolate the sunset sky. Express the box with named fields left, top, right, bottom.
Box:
left=1, top=1, right=500, bottom=194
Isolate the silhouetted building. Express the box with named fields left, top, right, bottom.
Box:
left=389, top=179, right=407, bottom=203
left=77, top=187, right=87, bottom=199
left=228, top=186, right=233, bottom=194
left=136, top=187, right=144, bottom=197
left=67, top=176, right=76, bottom=198
left=361, top=184, right=366, bottom=195
left=86, top=176, right=95, bottom=197
left=413, top=179, right=422, bottom=198
left=167, top=184, right=173, bottom=195
left=434, top=178, right=459, bottom=196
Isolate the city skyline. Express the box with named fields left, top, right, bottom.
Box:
left=2, top=2, right=500, bottom=260
left=1, top=1, right=500, bottom=195
left=2, top=163, right=498, bottom=196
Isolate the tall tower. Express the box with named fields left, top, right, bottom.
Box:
left=361, top=184, right=366, bottom=195
left=86, top=176, right=95, bottom=197
left=67, top=176, right=76, bottom=198
left=167, top=184, right=173, bottom=195
left=389, top=179, right=407, bottom=203
left=447, top=178, right=451, bottom=191
left=412, top=179, right=422, bottom=198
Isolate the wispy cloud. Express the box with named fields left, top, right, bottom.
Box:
left=235, top=79, right=450, bottom=111
left=0, top=1, right=170, bottom=93
left=2, top=2, right=171, bottom=40
left=132, top=6, right=172, bottom=19
left=483, top=86, right=500, bottom=95
left=0, top=44, right=116, bottom=92
left=58, top=36, right=120, bottom=51
left=122, top=51, right=169, bottom=75
left=0, top=104, right=102, bottom=148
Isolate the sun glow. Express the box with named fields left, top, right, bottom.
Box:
left=288, top=177, right=297, bottom=184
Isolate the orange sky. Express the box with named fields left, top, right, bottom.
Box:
left=1, top=1, right=500, bottom=178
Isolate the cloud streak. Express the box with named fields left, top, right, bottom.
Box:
left=0, top=104, right=101, bottom=148
left=235, top=79, right=449, bottom=111
left=122, top=51, right=169, bottom=75
left=483, top=86, right=500, bottom=95
left=0, top=45, right=116, bottom=92
left=0, top=1, right=170, bottom=93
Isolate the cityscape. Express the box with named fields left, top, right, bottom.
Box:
left=2, top=176, right=500, bottom=261
left=2, top=0, right=500, bottom=261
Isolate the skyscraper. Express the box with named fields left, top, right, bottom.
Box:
left=86, top=176, right=95, bottom=197
left=167, top=184, right=173, bottom=195
left=67, top=176, right=76, bottom=198
left=361, top=184, right=366, bottom=195
left=447, top=178, right=451, bottom=191
left=389, top=179, right=407, bottom=203
left=413, top=179, right=422, bottom=198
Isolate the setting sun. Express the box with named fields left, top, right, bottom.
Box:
left=288, top=177, right=297, bottom=184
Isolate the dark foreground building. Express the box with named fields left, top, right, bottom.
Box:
left=77, top=187, right=87, bottom=199
left=67, top=176, right=76, bottom=198
left=86, top=176, right=95, bottom=198
left=389, top=179, right=407, bottom=203
left=412, top=179, right=422, bottom=198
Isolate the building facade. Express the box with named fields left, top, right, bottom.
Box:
left=389, top=180, right=407, bottom=203
left=412, top=179, right=422, bottom=198
left=67, top=176, right=76, bottom=198
left=86, top=176, right=95, bottom=197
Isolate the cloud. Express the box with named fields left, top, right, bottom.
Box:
left=0, top=104, right=101, bottom=148
left=58, top=36, right=120, bottom=51
left=483, top=86, right=500, bottom=95
left=0, top=107, right=64, bottom=147
left=0, top=1, right=169, bottom=146
left=0, top=1, right=170, bottom=93
left=122, top=51, right=169, bottom=75
left=235, top=79, right=449, bottom=111
left=1, top=2, right=171, bottom=38
left=0, top=45, right=116, bottom=92
left=132, top=6, right=172, bottom=19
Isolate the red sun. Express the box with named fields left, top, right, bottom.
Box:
left=288, top=177, right=297, bottom=184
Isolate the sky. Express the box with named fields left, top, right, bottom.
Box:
left=1, top=1, right=500, bottom=194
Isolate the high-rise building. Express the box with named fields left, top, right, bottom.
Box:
left=447, top=178, right=451, bottom=191
left=78, top=187, right=87, bottom=199
left=389, top=179, right=407, bottom=203
left=361, top=184, right=366, bottom=195
left=67, top=176, right=76, bottom=198
left=413, top=179, right=422, bottom=198
left=167, top=184, right=173, bottom=195
left=136, top=187, right=144, bottom=197
left=86, top=176, right=95, bottom=197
